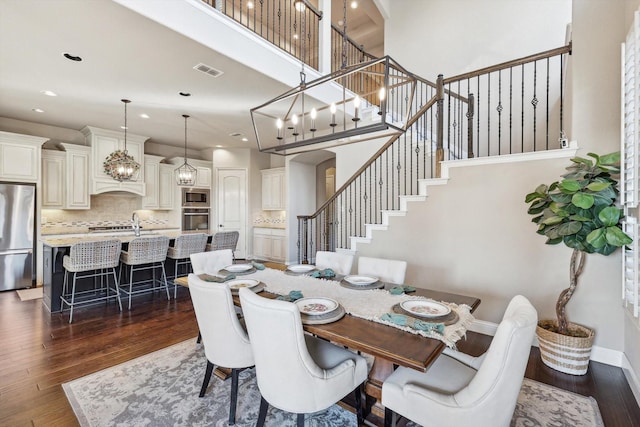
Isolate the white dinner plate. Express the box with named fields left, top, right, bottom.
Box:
left=224, top=264, right=253, bottom=273
left=227, top=279, right=259, bottom=290
left=344, top=275, right=379, bottom=286
left=287, top=264, right=316, bottom=273
left=400, top=300, right=451, bottom=318
left=295, top=297, right=339, bottom=316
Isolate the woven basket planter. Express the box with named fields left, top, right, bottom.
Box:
left=536, top=320, right=595, bottom=376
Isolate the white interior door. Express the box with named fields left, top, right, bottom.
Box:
left=216, top=168, right=247, bottom=259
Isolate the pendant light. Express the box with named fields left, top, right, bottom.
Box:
left=104, top=99, right=141, bottom=182
left=175, top=114, right=197, bottom=186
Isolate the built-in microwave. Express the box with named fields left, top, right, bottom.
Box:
left=182, top=188, right=210, bottom=208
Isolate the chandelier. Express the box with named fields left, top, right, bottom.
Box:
left=250, top=0, right=416, bottom=155
left=175, top=114, right=197, bottom=186
left=103, top=99, right=141, bottom=182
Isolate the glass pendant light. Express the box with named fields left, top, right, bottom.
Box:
left=103, top=99, right=140, bottom=182
left=175, top=114, right=197, bottom=186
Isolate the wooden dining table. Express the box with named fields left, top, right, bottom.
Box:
left=176, top=271, right=481, bottom=424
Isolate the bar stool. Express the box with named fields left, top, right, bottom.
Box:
left=166, top=233, right=208, bottom=298
left=206, top=231, right=239, bottom=259
left=119, top=236, right=170, bottom=309
left=60, top=239, right=122, bottom=323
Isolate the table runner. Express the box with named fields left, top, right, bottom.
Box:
left=244, top=268, right=474, bottom=348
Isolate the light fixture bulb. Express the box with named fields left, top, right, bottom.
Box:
left=353, top=95, right=361, bottom=109
left=292, top=114, right=298, bottom=125
left=310, top=108, right=317, bottom=120
left=276, top=118, right=283, bottom=129
left=330, top=103, right=337, bottom=114
left=379, top=87, right=386, bottom=101
left=294, top=0, right=306, bottom=12
left=351, top=1, right=358, bottom=8
left=247, top=0, right=254, bottom=8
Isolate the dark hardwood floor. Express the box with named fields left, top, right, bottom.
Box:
left=1, top=284, right=639, bottom=427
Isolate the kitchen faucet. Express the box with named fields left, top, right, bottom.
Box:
left=131, top=212, right=141, bottom=237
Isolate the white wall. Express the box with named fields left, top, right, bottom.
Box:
left=285, top=159, right=317, bottom=264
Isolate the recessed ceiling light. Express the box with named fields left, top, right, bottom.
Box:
left=241, top=137, right=249, bottom=142
left=139, top=113, right=150, bottom=119
left=40, top=90, right=57, bottom=97
left=32, top=108, right=44, bottom=113
left=63, top=53, right=82, bottom=62
left=215, top=145, right=224, bottom=148
left=120, top=126, right=128, bottom=130
left=350, top=1, right=358, bottom=9
left=179, top=92, right=191, bottom=97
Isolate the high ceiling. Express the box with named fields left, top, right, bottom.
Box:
left=0, top=0, right=383, bottom=152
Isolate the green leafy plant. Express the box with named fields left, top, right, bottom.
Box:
left=525, top=152, right=632, bottom=335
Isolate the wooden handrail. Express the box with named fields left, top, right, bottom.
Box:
left=443, top=43, right=572, bottom=84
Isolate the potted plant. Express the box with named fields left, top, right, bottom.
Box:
left=525, top=151, right=632, bottom=375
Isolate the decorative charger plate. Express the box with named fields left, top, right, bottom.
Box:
left=344, top=275, right=379, bottom=286
left=400, top=300, right=451, bottom=318
left=230, top=281, right=265, bottom=295
left=295, top=297, right=339, bottom=316
left=392, top=304, right=459, bottom=326
left=300, top=304, right=346, bottom=325
left=227, top=279, right=259, bottom=290
left=286, top=264, right=317, bottom=274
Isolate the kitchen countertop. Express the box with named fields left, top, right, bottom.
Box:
left=252, top=225, right=286, bottom=229
left=41, top=229, right=211, bottom=248
left=40, top=225, right=181, bottom=236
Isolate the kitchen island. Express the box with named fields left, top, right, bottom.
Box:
left=41, top=229, right=210, bottom=313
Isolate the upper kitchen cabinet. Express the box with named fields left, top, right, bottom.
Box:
left=41, top=144, right=91, bottom=209
left=261, top=167, right=286, bottom=210
left=167, top=157, right=211, bottom=188
left=81, top=126, right=148, bottom=196
left=0, top=131, right=46, bottom=183
left=142, top=155, right=174, bottom=210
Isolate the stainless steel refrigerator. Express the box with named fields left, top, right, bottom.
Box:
left=0, top=182, right=35, bottom=291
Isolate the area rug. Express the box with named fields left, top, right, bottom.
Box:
left=63, top=339, right=604, bottom=427
left=16, top=287, right=43, bottom=301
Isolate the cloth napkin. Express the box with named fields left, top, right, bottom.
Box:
left=276, top=290, right=304, bottom=302
left=251, top=261, right=265, bottom=270
left=310, top=268, right=336, bottom=278
left=389, top=285, right=417, bottom=295
left=199, top=273, right=236, bottom=283
left=380, top=313, right=445, bottom=334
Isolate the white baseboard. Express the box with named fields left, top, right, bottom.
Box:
left=622, top=354, right=640, bottom=407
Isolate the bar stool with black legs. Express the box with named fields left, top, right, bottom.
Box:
left=166, top=233, right=208, bottom=298
left=60, top=239, right=122, bottom=323
left=206, top=231, right=239, bottom=259
left=119, top=235, right=171, bottom=309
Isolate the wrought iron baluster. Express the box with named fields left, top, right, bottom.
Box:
left=546, top=57, right=550, bottom=150
left=521, top=64, right=524, bottom=153
left=532, top=60, right=538, bottom=151
left=497, top=70, right=502, bottom=154
left=509, top=67, right=513, bottom=153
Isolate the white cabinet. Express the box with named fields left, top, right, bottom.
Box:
left=261, top=168, right=286, bottom=210
left=41, top=144, right=91, bottom=210
left=82, top=126, right=148, bottom=196
left=41, top=150, right=65, bottom=208
left=253, top=227, right=286, bottom=262
left=62, top=144, right=91, bottom=209
left=142, top=155, right=174, bottom=210
left=0, top=131, right=46, bottom=183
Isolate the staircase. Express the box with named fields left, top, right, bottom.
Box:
left=298, top=43, right=572, bottom=263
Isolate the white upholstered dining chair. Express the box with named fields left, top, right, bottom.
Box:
left=239, top=287, right=368, bottom=427
left=188, top=274, right=254, bottom=425
left=357, top=256, right=407, bottom=284
left=190, top=249, right=233, bottom=276
left=381, top=295, right=537, bottom=427
left=314, top=250, right=354, bottom=275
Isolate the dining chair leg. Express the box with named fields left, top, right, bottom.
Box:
left=229, top=368, right=240, bottom=425
left=297, top=413, right=305, bottom=427
left=384, top=407, right=395, bottom=427
left=196, top=332, right=202, bottom=343
left=256, top=396, right=269, bottom=427
left=355, top=383, right=363, bottom=426
left=199, top=360, right=214, bottom=397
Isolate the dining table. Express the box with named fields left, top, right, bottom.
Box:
left=176, top=265, right=481, bottom=424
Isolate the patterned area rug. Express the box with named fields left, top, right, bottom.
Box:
left=63, top=339, right=604, bottom=427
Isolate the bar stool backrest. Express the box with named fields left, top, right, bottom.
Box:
left=124, top=236, right=170, bottom=265
left=209, top=231, right=239, bottom=252
left=169, top=233, right=208, bottom=258
left=64, top=239, right=122, bottom=272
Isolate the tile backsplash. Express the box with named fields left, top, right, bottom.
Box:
left=253, top=210, right=286, bottom=227
left=42, top=194, right=173, bottom=230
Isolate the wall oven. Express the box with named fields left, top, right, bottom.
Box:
left=182, top=208, right=210, bottom=232
left=182, top=188, right=210, bottom=208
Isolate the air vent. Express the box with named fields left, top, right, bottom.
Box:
left=193, top=63, right=224, bottom=78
